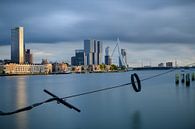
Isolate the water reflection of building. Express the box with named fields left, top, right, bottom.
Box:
left=131, top=111, right=142, bottom=129
left=16, top=77, right=28, bottom=129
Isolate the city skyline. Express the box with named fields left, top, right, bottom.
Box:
left=0, top=40, right=194, bottom=67
left=1, top=1, right=195, bottom=129
left=0, top=0, right=195, bottom=67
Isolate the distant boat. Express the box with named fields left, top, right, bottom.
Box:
left=64, top=70, right=71, bottom=74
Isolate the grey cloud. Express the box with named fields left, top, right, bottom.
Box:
left=0, top=0, right=195, bottom=45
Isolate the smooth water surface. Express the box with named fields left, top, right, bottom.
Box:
left=0, top=70, right=195, bottom=129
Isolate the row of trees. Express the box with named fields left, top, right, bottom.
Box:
left=71, top=64, right=127, bottom=72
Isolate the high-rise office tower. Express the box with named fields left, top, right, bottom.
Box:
left=84, top=40, right=94, bottom=65
left=11, top=27, right=25, bottom=64
left=71, top=49, right=85, bottom=66
left=105, top=46, right=112, bottom=65
left=25, top=49, right=33, bottom=64
left=119, top=49, right=127, bottom=67
left=84, top=39, right=103, bottom=65
left=75, top=50, right=85, bottom=65
left=96, top=40, right=103, bottom=64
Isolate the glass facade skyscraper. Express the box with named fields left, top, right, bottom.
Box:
left=105, top=46, right=112, bottom=65
left=25, top=49, right=33, bottom=64
left=119, top=49, right=127, bottom=67
left=84, top=39, right=102, bottom=65
left=11, top=27, right=25, bottom=64
left=71, top=50, right=85, bottom=66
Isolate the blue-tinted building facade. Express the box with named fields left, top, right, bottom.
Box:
left=84, top=39, right=102, bottom=65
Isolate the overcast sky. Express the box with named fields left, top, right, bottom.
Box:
left=0, top=0, right=195, bottom=66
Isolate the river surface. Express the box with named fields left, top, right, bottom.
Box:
left=0, top=69, right=195, bottom=129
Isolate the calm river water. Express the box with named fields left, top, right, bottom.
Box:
left=0, top=69, right=195, bottom=129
